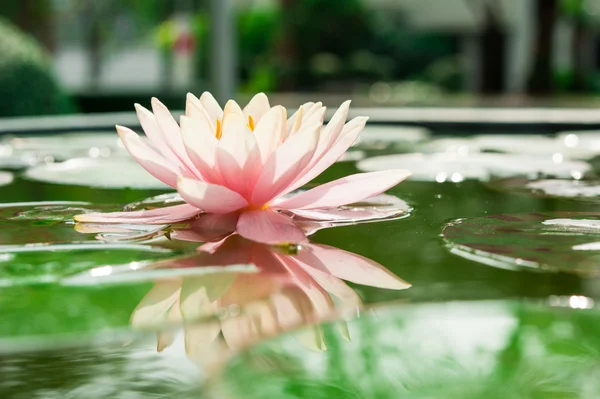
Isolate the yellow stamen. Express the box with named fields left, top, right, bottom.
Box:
left=247, top=115, right=255, bottom=131
left=215, top=118, right=222, bottom=140
left=247, top=203, right=269, bottom=211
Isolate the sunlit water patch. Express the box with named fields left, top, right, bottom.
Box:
left=24, top=157, right=170, bottom=189
left=357, top=153, right=591, bottom=182
left=212, top=299, right=600, bottom=399
left=443, top=212, right=600, bottom=275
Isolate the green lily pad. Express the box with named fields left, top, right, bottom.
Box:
left=213, top=300, right=600, bottom=399
left=442, top=212, right=600, bottom=275
left=0, top=201, right=116, bottom=246
left=24, top=158, right=169, bottom=189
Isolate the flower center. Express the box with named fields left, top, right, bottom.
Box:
left=247, top=203, right=269, bottom=211
left=215, top=115, right=255, bottom=140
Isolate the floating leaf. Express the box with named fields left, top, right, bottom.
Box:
left=2, top=132, right=125, bottom=161
left=0, top=243, right=173, bottom=286
left=292, top=194, right=412, bottom=235
left=24, top=158, right=169, bottom=189
left=443, top=211, right=600, bottom=275
left=424, top=134, right=598, bottom=160
left=489, top=177, right=600, bottom=202
left=0, top=201, right=114, bottom=246
left=357, top=153, right=591, bottom=182
left=354, top=125, right=430, bottom=150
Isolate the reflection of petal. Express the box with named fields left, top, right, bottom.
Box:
left=221, top=313, right=259, bottom=350
left=179, top=272, right=238, bottom=321
left=157, top=301, right=183, bottom=352
left=130, top=280, right=181, bottom=328
left=171, top=213, right=238, bottom=243
left=297, top=244, right=411, bottom=290
left=237, top=209, right=308, bottom=244
left=294, top=327, right=327, bottom=352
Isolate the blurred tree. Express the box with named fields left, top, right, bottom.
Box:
left=527, top=0, right=558, bottom=94
left=464, top=0, right=506, bottom=94
left=0, top=0, right=54, bottom=51
left=561, top=0, right=592, bottom=92
left=0, top=18, right=74, bottom=116
left=280, top=0, right=374, bottom=90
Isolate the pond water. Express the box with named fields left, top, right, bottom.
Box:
left=1, top=129, right=600, bottom=398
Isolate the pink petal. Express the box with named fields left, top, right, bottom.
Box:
left=286, top=102, right=313, bottom=136
left=250, top=123, right=320, bottom=206
left=223, top=99, right=245, bottom=120
left=116, top=125, right=180, bottom=188
left=135, top=104, right=184, bottom=169
left=171, top=212, right=239, bottom=243
left=186, top=93, right=216, bottom=131
left=180, top=115, right=221, bottom=184
left=296, top=244, right=411, bottom=290
left=287, top=105, right=304, bottom=136
left=216, top=112, right=262, bottom=196
left=275, top=170, right=410, bottom=210
left=74, top=204, right=201, bottom=224
left=321, top=101, right=350, bottom=149
left=237, top=210, right=308, bottom=244
left=243, top=93, right=271, bottom=123
left=283, top=116, right=368, bottom=194
left=151, top=97, right=202, bottom=178
left=254, top=105, right=286, bottom=162
left=177, top=177, right=248, bottom=213
left=200, top=92, right=223, bottom=122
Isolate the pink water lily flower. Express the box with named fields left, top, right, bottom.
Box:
left=75, top=92, right=411, bottom=244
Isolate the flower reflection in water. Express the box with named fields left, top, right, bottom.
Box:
left=122, top=234, right=410, bottom=366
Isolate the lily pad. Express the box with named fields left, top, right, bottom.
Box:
left=489, top=177, right=600, bottom=202
left=24, top=158, right=169, bottom=189
left=357, top=153, right=591, bottom=182
left=442, top=211, right=600, bottom=275
left=557, top=130, right=600, bottom=153
left=214, top=300, right=600, bottom=399
left=0, top=201, right=115, bottom=246
left=0, top=171, right=13, bottom=186
left=2, top=132, right=125, bottom=161
left=423, top=134, right=597, bottom=160
left=354, top=125, right=430, bottom=150
left=0, top=243, right=173, bottom=286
